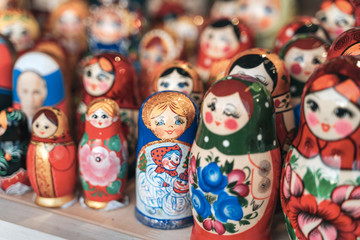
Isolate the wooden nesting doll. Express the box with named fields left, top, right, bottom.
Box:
left=0, top=9, right=40, bottom=54
left=13, top=51, right=69, bottom=129
left=0, top=108, right=30, bottom=194
left=76, top=52, right=139, bottom=166
left=279, top=35, right=330, bottom=127
left=210, top=0, right=240, bottom=20
left=273, top=16, right=331, bottom=54
left=196, top=18, right=254, bottom=82
left=27, top=107, right=77, bottom=208
left=78, top=98, right=128, bottom=210
left=280, top=55, right=360, bottom=240
left=237, top=0, right=296, bottom=49
left=225, top=48, right=296, bottom=155
left=315, top=0, right=356, bottom=41
left=327, top=26, right=360, bottom=60
left=135, top=91, right=199, bottom=229
left=0, top=35, right=16, bottom=111
left=152, top=60, right=204, bottom=106
left=139, top=28, right=183, bottom=102
left=189, top=75, right=281, bottom=240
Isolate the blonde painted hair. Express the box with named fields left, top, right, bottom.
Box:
left=87, top=98, right=120, bottom=118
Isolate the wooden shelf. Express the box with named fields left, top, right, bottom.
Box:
left=0, top=179, right=288, bottom=239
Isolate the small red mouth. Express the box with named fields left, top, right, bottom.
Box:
left=170, top=160, right=179, bottom=167
left=40, top=131, right=45, bottom=135
left=165, top=130, right=174, bottom=135
left=98, top=122, right=102, bottom=126
left=91, top=84, right=97, bottom=90
left=321, top=123, right=330, bottom=132
left=215, top=121, right=221, bottom=126
left=304, top=71, right=312, bottom=76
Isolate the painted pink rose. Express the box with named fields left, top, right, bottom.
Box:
left=79, top=144, right=120, bottom=186
left=282, top=164, right=304, bottom=202
left=189, top=155, right=196, bottom=184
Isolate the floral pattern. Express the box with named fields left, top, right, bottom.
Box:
left=198, top=162, right=227, bottom=194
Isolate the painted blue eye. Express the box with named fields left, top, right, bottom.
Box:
left=178, top=82, right=189, bottom=88
left=156, top=56, right=163, bottom=62
left=156, top=120, right=165, bottom=126
left=265, top=6, right=273, bottom=15
left=160, top=82, right=169, bottom=88
left=295, top=55, right=304, bottom=62
left=112, top=22, right=121, bottom=28
left=175, top=119, right=184, bottom=125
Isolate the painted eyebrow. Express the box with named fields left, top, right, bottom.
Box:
left=98, top=72, right=109, bottom=79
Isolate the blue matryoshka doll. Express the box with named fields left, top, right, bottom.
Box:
left=12, top=51, right=67, bottom=129
left=135, top=91, right=199, bottom=229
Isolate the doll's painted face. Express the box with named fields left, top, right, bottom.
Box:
left=229, top=62, right=274, bottom=93
left=157, top=70, right=193, bottom=95
left=140, top=45, right=166, bottom=70
left=150, top=106, right=187, bottom=139
left=203, top=92, right=250, bottom=135
left=83, top=62, right=115, bottom=96
left=17, top=71, right=48, bottom=119
left=56, top=10, right=83, bottom=36
left=200, top=25, right=239, bottom=59
left=284, top=46, right=327, bottom=82
left=32, top=113, right=58, bottom=138
left=88, top=108, right=114, bottom=129
left=304, top=87, right=360, bottom=141
left=91, top=14, right=125, bottom=43
left=1, top=22, right=32, bottom=52
left=174, top=178, right=188, bottom=192
left=162, top=150, right=181, bottom=171
left=238, top=0, right=280, bottom=32
left=316, top=3, right=355, bottom=40
left=210, top=1, right=240, bottom=19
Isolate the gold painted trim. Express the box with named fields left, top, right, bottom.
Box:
left=84, top=199, right=109, bottom=209
left=35, top=193, right=75, bottom=208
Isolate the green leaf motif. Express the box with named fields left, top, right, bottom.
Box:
left=237, top=196, right=248, bottom=208
left=108, top=135, right=121, bottom=152
left=106, top=180, right=121, bottom=195
left=244, top=212, right=258, bottom=220
left=227, top=181, right=237, bottom=189
left=239, top=219, right=250, bottom=226
left=80, top=132, right=89, bottom=147
left=205, top=155, right=212, bottom=163
left=205, top=193, right=217, bottom=205
left=214, top=156, right=220, bottom=164
left=196, top=153, right=201, bottom=168
left=220, top=160, right=234, bottom=175
left=196, top=213, right=204, bottom=223
left=318, top=178, right=337, bottom=199
left=223, top=222, right=238, bottom=233
left=357, top=176, right=360, bottom=185
left=80, top=177, right=89, bottom=191
left=290, top=154, right=299, bottom=165
left=118, top=162, right=127, bottom=179
left=192, top=183, right=199, bottom=189
left=303, top=168, right=318, bottom=198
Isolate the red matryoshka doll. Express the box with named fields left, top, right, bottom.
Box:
left=327, top=26, right=360, bottom=59
left=280, top=55, right=360, bottom=240
left=237, top=0, right=296, bottom=49
left=196, top=18, right=254, bottom=82
left=46, top=0, right=90, bottom=67
left=189, top=75, right=281, bottom=239
left=13, top=51, right=69, bottom=129
left=273, top=16, right=331, bottom=54
left=0, top=35, right=16, bottom=111
left=79, top=98, right=128, bottom=210
left=315, top=0, right=356, bottom=41
left=152, top=60, right=204, bottom=106
left=139, top=28, right=183, bottom=102
left=136, top=91, right=199, bottom=229
left=27, top=107, right=77, bottom=208
left=210, top=0, right=240, bottom=20
left=0, top=9, right=40, bottom=54
left=226, top=48, right=296, bottom=155
left=87, top=4, right=143, bottom=56
left=0, top=108, right=30, bottom=194
left=77, top=53, right=139, bottom=165
left=279, top=35, right=330, bottom=127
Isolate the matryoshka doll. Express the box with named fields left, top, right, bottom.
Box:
left=0, top=108, right=30, bottom=194
left=196, top=18, right=253, bottom=82
left=280, top=55, right=360, bottom=240
left=46, top=0, right=90, bottom=67
left=0, top=9, right=40, bottom=54
left=76, top=52, right=139, bottom=165
left=79, top=98, right=128, bottom=210
left=152, top=60, right=204, bottom=106
left=27, top=107, right=77, bottom=208
left=273, top=16, right=331, bottom=54
left=189, top=75, right=281, bottom=239
left=327, top=26, right=360, bottom=59
left=279, top=35, right=330, bottom=127
left=0, top=0, right=28, bottom=10
left=135, top=91, right=199, bottom=229
left=0, top=35, right=16, bottom=111
left=226, top=48, right=296, bottom=155
left=13, top=51, right=69, bottom=129
left=237, top=0, right=296, bottom=49
left=139, top=28, right=183, bottom=102
left=210, top=0, right=240, bottom=20
left=315, top=0, right=356, bottom=41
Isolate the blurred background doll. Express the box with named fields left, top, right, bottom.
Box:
left=0, top=108, right=30, bottom=195
left=0, top=9, right=40, bottom=54
left=327, top=26, right=360, bottom=59
left=210, top=0, right=240, bottom=20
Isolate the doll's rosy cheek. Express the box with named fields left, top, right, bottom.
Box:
left=104, top=119, right=110, bottom=125
left=90, top=119, right=98, bottom=126
left=98, top=82, right=110, bottom=91
left=335, top=27, right=344, bottom=36
left=223, top=44, right=231, bottom=53
left=306, top=112, right=319, bottom=127
left=224, top=118, right=238, bottom=130
left=155, top=126, right=165, bottom=138
left=205, top=111, right=213, bottom=124
left=334, top=120, right=354, bottom=137
left=290, top=63, right=302, bottom=75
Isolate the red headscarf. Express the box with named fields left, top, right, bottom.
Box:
left=151, top=144, right=182, bottom=177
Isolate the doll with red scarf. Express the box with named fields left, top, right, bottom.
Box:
left=78, top=98, right=128, bottom=210
left=280, top=56, right=360, bottom=239
left=27, top=107, right=77, bottom=208
left=196, top=18, right=253, bottom=83
left=77, top=52, right=139, bottom=166
left=136, top=91, right=199, bottom=229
